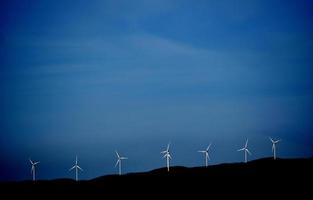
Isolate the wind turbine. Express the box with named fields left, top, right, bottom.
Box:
left=198, top=143, right=211, bottom=167
left=269, top=137, right=281, bottom=160
left=161, top=143, right=172, bottom=172
left=115, top=151, right=127, bottom=175
left=69, top=156, right=83, bottom=181
left=237, top=139, right=252, bottom=163
left=29, top=159, right=40, bottom=181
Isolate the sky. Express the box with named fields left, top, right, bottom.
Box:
left=1, top=0, right=313, bottom=181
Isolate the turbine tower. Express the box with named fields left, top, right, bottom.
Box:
left=237, top=139, right=251, bottom=163
left=115, top=151, right=127, bottom=175
left=269, top=137, right=281, bottom=160
left=161, top=143, right=172, bottom=172
left=29, top=159, right=40, bottom=181
left=198, top=143, right=211, bottom=167
left=69, top=156, right=83, bottom=181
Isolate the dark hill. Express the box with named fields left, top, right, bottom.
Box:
left=1, top=157, right=312, bottom=198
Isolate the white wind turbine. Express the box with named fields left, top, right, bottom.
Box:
left=69, top=156, right=83, bottom=181
left=237, top=139, right=252, bottom=163
left=29, top=159, right=40, bottom=181
left=161, top=143, right=172, bottom=172
left=198, top=143, right=212, bottom=167
left=269, top=137, right=281, bottom=160
left=115, top=151, right=127, bottom=175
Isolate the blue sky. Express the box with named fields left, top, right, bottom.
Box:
left=1, top=0, right=313, bottom=181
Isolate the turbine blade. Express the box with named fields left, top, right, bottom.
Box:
left=115, top=159, right=120, bottom=167
left=77, top=166, right=83, bottom=171
left=121, top=157, right=128, bottom=160
left=29, top=159, right=33, bottom=165
left=269, top=137, right=274, bottom=143
left=34, top=161, right=40, bottom=165
left=198, top=150, right=206, bottom=153
left=246, top=149, right=252, bottom=155
left=167, top=143, right=170, bottom=151
left=69, top=166, right=75, bottom=171
left=168, top=154, right=172, bottom=159
left=115, top=151, right=120, bottom=158
left=205, top=152, right=210, bottom=160
left=206, top=143, right=212, bottom=151
left=237, top=148, right=245, bottom=151
left=245, top=139, right=249, bottom=148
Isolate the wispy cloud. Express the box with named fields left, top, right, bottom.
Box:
left=7, top=31, right=312, bottom=98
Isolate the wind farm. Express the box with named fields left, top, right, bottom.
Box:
left=0, top=130, right=312, bottom=198
left=1, top=0, right=313, bottom=198
left=16, top=136, right=302, bottom=182
left=1, top=157, right=312, bottom=198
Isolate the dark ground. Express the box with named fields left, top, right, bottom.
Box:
left=1, top=157, right=312, bottom=198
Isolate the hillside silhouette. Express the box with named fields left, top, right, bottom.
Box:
left=1, top=157, right=312, bottom=198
